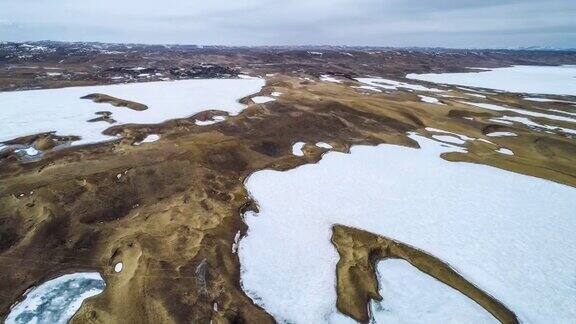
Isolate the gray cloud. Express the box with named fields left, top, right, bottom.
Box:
left=0, top=0, right=575, bottom=48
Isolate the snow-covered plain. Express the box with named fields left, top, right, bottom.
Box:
left=6, top=273, right=105, bottom=324
left=370, top=259, right=496, bottom=323
left=407, top=65, right=576, bottom=95
left=239, top=135, right=576, bottom=323
left=0, top=78, right=264, bottom=145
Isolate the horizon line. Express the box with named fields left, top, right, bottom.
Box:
left=2, top=40, right=576, bottom=52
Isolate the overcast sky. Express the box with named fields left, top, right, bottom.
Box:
left=1, top=0, right=575, bottom=48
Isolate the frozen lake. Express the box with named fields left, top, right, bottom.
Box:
left=407, top=65, right=576, bottom=95
left=0, top=78, right=264, bottom=145
left=239, top=135, right=576, bottom=323
left=6, top=273, right=105, bottom=324
left=370, top=259, right=495, bottom=323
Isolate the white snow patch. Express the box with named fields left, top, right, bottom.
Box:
left=425, top=127, right=475, bottom=143
left=195, top=115, right=227, bottom=126
left=141, top=134, right=160, bottom=143
left=16, top=146, right=40, bottom=156
left=239, top=135, right=576, bottom=323
left=549, top=109, right=576, bottom=118
left=489, top=118, right=514, bottom=125
left=461, top=101, right=576, bottom=124
left=355, top=78, right=397, bottom=90
left=425, top=127, right=448, bottom=133
left=356, top=77, right=443, bottom=93
left=292, top=142, right=305, bottom=156
left=320, top=75, right=342, bottom=83
left=134, top=134, right=160, bottom=145
left=6, top=272, right=105, bottom=324
left=0, top=79, right=264, bottom=145
left=114, top=262, right=123, bottom=273
left=271, top=92, right=282, bottom=97
left=419, top=95, right=442, bottom=104
left=315, top=142, right=333, bottom=149
left=456, top=86, right=492, bottom=94
left=408, top=65, right=576, bottom=96
left=476, top=138, right=495, bottom=145
left=524, top=97, right=576, bottom=104
left=252, top=96, right=275, bottom=104
left=370, top=259, right=496, bottom=323
left=431, top=134, right=466, bottom=145
left=487, top=132, right=517, bottom=137
left=238, top=74, right=258, bottom=79
left=496, top=148, right=514, bottom=156
left=496, top=116, right=576, bottom=136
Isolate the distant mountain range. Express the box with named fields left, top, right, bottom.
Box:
left=1, top=41, right=575, bottom=53
left=515, top=46, right=576, bottom=52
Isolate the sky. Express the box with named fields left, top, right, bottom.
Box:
left=1, top=0, right=575, bottom=48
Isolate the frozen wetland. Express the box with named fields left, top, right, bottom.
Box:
left=6, top=273, right=105, bottom=324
